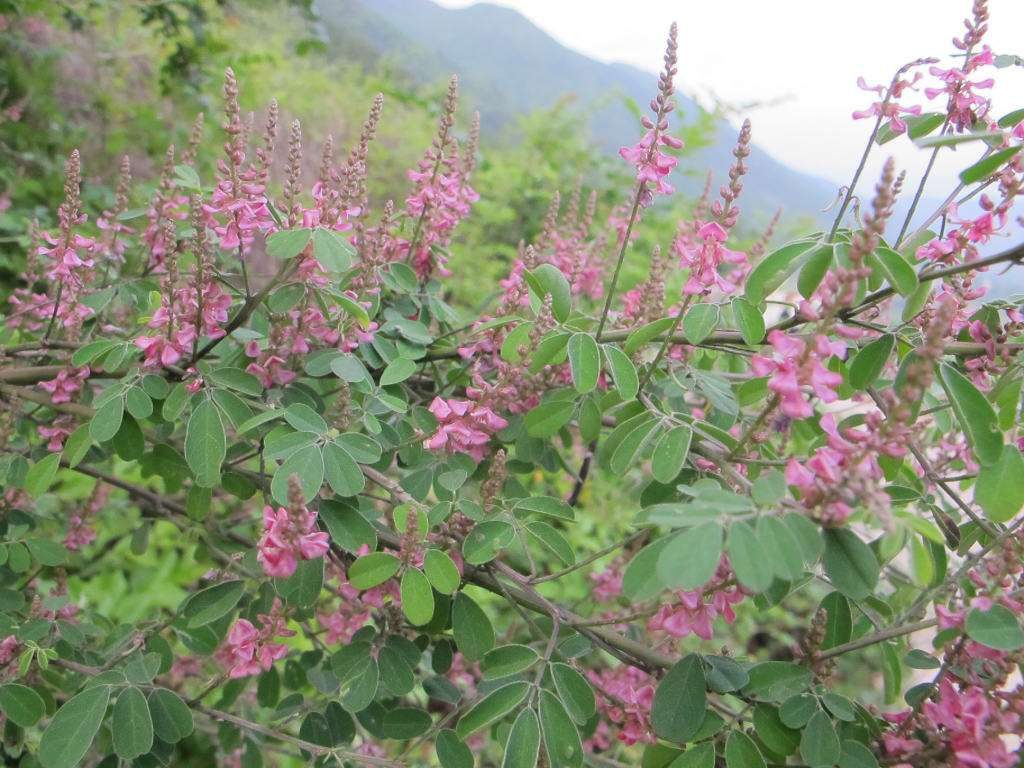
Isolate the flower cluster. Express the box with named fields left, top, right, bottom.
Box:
left=398, top=77, right=480, bottom=280
left=202, top=69, right=275, bottom=255
left=852, top=72, right=925, bottom=135
left=220, top=602, right=294, bottom=679
left=619, top=23, right=682, bottom=207
left=423, top=396, right=509, bottom=462
left=257, top=483, right=330, bottom=578
left=751, top=331, right=844, bottom=419
left=586, top=665, right=656, bottom=747
left=647, top=557, right=745, bottom=641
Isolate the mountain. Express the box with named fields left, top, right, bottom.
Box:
left=314, top=0, right=838, bottom=223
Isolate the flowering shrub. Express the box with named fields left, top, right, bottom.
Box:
left=1, top=4, right=1024, bottom=767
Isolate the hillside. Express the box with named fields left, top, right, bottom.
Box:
left=314, top=0, right=839, bottom=222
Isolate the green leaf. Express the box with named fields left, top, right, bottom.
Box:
left=90, top=396, right=124, bottom=443
left=527, top=264, right=572, bottom=322
left=456, top=681, right=530, bottom=738
left=26, top=538, right=66, bottom=567
left=38, top=684, right=111, bottom=768
left=727, top=521, right=773, bottom=593
left=868, top=247, right=918, bottom=296
left=603, top=344, right=639, bottom=400
left=266, top=227, right=312, bottom=259
left=0, top=683, right=45, bottom=727
left=624, top=316, right=676, bottom=355
left=181, top=580, right=244, bottom=627
left=323, top=442, right=365, bottom=497
left=671, top=742, right=717, bottom=768
left=208, top=366, right=262, bottom=396
left=71, top=340, right=118, bottom=367
left=998, top=108, right=1024, bottom=128
left=513, top=495, right=575, bottom=521
left=823, top=529, right=879, bottom=600
left=277, top=557, right=323, bottom=608
left=348, top=552, right=401, bottom=590
left=452, top=592, right=494, bottom=661
left=382, top=707, right=432, bottom=740
left=552, top=663, right=596, bottom=725
left=423, top=549, right=461, bottom=595
left=683, top=303, right=720, bottom=345
left=800, top=711, right=840, bottom=768
left=320, top=501, right=377, bottom=553
left=568, top=333, right=600, bottom=393
left=462, top=520, right=515, bottom=565
left=524, top=399, right=575, bottom=438
left=503, top=708, right=541, bottom=768
left=658, top=523, right=723, bottom=591
left=538, top=688, right=583, bottom=768
left=62, top=424, right=92, bottom=468
left=939, top=363, right=1003, bottom=466
left=284, top=403, right=328, bottom=434
left=798, top=244, right=834, bottom=298
left=524, top=521, right=574, bottom=567
left=965, top=604, right=1024, bottom=650
left=622, top=537, right=670, bottom=601
left=312, top=228, right=355, bottom=271
left=746, top=240, right=819, bottom=303
left=271, top=443, right=324, bottom=504
left=758, top=516, right=805, bottom=582
left=436, top=730, right=474, bottom=768
left=608, top=416, right=659, bottom=474
left=125, top=386, right=154, bottom=419
left=744, top=662, right=812, bottom=702
left=652, top=425, right=692, bottom=484
left=975, top=445, right=1024, bottom=522
left=732, top=297, right=765, bottom=345
left=848, top=334, right=895, bottom=390
left=24, top=453, right=61, bottom=498
left=336, top=432, right=382, bottom=463
left=482, top=644, right=539, bottom=679
left=751, top=471, right=787, bottom=506
left=840, top=740, right=879, bottom=768
left=780, top=694, right=819, bottom=728
left=113, top=686, right=154, bottom=760
left=725, top=729, right=767, bottom=768
left=960, top=145, right=1023, bottom=185
left=400, top=567, right=435, bottom=626
left=651, top=654, right=707, bottom=743
left=185, top=399, right=226, bottom=488
left=753, top=704, right=800, bottom=756
left=380, top=357, right=418, bottom=386
left=819, top=592, right=853, bottom=650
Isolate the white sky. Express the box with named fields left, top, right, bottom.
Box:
left=437, top=0, right=1024, bottom=194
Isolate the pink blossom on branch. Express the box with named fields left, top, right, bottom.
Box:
left=423, top=396, right=509, bottom=463
left=619, top=23, right=682, bottom=209
left=257, top=500, right=330, bottom=579
left=750, top=331, right=844, bottom=420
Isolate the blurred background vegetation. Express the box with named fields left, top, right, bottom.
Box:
left=0, top=0, right=757, bottom=310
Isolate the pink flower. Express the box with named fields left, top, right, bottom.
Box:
left=676, top=220, right=747, bottom=296
left=852, top=73, right=924, bottom=134
left=620, top=130, right=681, bottom=204
left=257, top=504, right=329, bottom=579
left=586, top=665, right=657, bottom=747
left=423, top=397, right=508, bottom=462
left=646, top=557, right=745, bottom=641
left=220, top=604, right=294, bottom=679
left=924, top=61, right=994, bottom=133
left=750, top=331, right=843, bottom=419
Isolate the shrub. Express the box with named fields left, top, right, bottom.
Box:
left=1, top=4, right=1023, bottom=767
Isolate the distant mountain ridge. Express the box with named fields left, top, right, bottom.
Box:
left=314, top=0, right=841, bottom=222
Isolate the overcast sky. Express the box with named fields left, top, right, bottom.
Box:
left=437, top=0, right=1024, bottom=196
